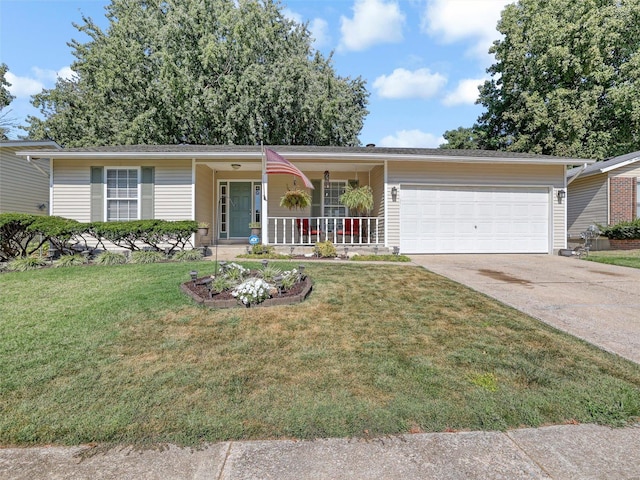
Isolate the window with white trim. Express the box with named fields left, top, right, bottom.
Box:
left=323, top=180, right=347, bottom=218
left=106, top=168, right=139, bottom=221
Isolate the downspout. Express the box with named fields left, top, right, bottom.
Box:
left=566, top=163, right=588, bottom=185
left=26, top=155, right=50, bottom=178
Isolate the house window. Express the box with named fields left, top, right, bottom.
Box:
left=106, top=168, right=139, bottom=221
left=323, top=180, right=347, bottom=218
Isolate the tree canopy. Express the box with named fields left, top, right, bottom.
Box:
left=445, top=0, right=640, bottom=159
left=25, top=0, right=369, bottom=147
left=0, top=63, right=15, bottom=140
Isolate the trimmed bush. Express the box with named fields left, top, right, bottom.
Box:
left=314, top=241, right=337, bottom=258
left=0, top=213, right=84, bottom=261
left=88, top=220, right=198, bottom=253
left=599, top=219, right=640, bottom=240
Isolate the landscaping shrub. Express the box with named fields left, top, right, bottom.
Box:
left=130, top=250, right=166, bottom=264
left=55, top=254, right=86, bottom=268
left=314, top=240, right=337, bottom=258
left=6, top=256, right=47, bottom=271
left=172, top=249, right=204, bottom=262
left=94, top=251, right=128, bottom=265
left=0, top=213, right=86, bottom=261
left=88, top=220, right=198, bottom=253
left=599, top=219, right=640, bottom=239
left=259, top=264, right=282, bottom=282
left=251, top=244, right=276, bottom=256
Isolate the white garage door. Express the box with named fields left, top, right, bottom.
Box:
left=400, top=186, right=550, bottom=254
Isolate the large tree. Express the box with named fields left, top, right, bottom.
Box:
left=0, top=63, right=16, bottom=140
left=476, top=0, right=640, bottom=159
left=25, top=0, right=369, bottom=147
left=439, top=126, right=482, bottom=150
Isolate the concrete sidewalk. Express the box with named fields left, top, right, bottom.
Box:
left=2, top=423, right=639, bottom=479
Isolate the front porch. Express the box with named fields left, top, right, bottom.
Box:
left=195, top=153, right=389, bottom=248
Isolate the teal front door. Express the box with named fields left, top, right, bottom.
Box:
left=229, top=182, right=252, bottom=238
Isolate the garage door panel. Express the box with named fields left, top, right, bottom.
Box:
left=400, top=186, right=550, bottom=254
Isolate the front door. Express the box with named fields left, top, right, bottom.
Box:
left=229, top=182, right=252, bottom=238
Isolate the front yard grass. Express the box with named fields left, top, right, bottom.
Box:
left=586, top=249, right=640, bottom=269
left=1, top=261, right=639, bottom=447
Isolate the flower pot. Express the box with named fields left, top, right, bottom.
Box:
left=197, top=227, right=209, bottom=236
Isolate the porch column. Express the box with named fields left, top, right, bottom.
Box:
left=262, top=166, right=269, bottom=245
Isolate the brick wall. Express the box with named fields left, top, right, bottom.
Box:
left=609, top=177, right=635, bottom=224
left=610, top=239, right=640, bottom=250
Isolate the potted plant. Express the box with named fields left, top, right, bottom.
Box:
left=339, top=185, right=374, bottom=238
left=339, top=184, right=374, bottom=216
left=197, top=222, right=210, bottom=236
left=280, top=188, right=311, bottom=210
left=249, top=222, right=261, bottom=235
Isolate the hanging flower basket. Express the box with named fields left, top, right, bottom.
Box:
left=280, top=188, right=311, bottom=210
left=339, top=185, right=374, bottom=216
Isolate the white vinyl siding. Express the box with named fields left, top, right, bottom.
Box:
left=567, top=174, right=608, bottom=238
left=0, top=145, right=51, bottom=214
left=387, top=162, right=564, bottom=253
left=154, top=163, right=192, bottom=220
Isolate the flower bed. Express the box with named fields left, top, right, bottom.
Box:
left=181, top=263, right=313, bottom=308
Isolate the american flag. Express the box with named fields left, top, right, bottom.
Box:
left=264, top=148, right=314, bottom=189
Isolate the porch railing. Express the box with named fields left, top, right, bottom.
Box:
left=268, top=217, right=384, bottom=246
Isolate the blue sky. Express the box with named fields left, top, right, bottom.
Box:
left=0, top=0, right=513, bottom=146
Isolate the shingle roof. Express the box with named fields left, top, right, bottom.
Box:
left=56, top=144, right=589, bottom=161
left=59, top=144, right=568, bottom=158
left=567, top=150, right=640, bottom=179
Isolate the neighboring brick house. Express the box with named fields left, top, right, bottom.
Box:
left=567, top=151, right=640, bottom=247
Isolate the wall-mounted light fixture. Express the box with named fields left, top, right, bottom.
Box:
left=231, top=163, right=241, bottom=170
left=557, top=189, right=566, bottom=201
left=324, top=170, right=330, bottom=184
left=391, top=186, right=398, bottom=201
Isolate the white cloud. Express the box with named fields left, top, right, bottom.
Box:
left=373, top=68, right=447, bottom=99
left=379, top=129, right=445, bottom=148
left=283, top=9, right=330, bottom=49
left=442, top=77, right=486, bottom=106
left=421, top=0, right=513, bottom=59
left=5, top=66, right=76, bottom=99
left=5, top=72, right=44, bottom=98
left=309, top=18, right=330, bottom=48
left=282, top=7, right=302, bottom=23
left=339, top=0, right=405, bottom=52
left=56, top=67, right=77, bottom=81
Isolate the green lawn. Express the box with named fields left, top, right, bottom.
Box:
left=586, top=249, right=640, bottom=269
left=1, top=261, right=639, bottom=447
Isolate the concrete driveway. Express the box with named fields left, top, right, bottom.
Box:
left=410, top=254, right=640, bottom=365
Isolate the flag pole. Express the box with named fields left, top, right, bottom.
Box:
left=261, top=141, right=268, bottom=245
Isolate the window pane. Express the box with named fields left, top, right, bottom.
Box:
left=106, top=170, right=138, bottom=220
